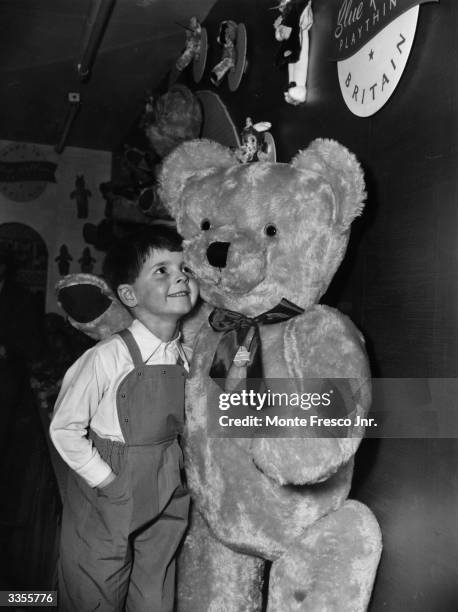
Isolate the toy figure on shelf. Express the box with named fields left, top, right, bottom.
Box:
left=55, top=244, right=73, bottom=276
left=235, top=117, right=274, bottom=163
left=274, top=0, right=313, bottom=105
left=211, top=21, right=237, bottom=86
left=70, top=175, right=92, bottom=219
left=176, top=17, right=202, bottom=71
left=210, top=21, right=247, bottom=91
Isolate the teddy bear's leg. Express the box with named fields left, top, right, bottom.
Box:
left=267, top=500, right=382, bottom=612
left=177, top=507, right=265, bottom=612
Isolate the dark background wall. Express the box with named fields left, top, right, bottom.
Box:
left=180, top=0, right=457, bottom=610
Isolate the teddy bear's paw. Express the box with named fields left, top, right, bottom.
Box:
left=266, top=500, right=382, bottom=612
left=56, top=273, right=132, bottom=340
left=251, top=438, right=359, bottom=485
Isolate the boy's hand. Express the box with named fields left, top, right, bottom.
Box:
left=97, top=471, right=116, bottom=489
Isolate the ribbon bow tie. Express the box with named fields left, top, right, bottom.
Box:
left=208, top=298, right=304, bottom=390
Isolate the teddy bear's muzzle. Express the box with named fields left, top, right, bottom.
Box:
left=186, top=233, right=266, bottom=296
left=207, top=241, right=231, bottom=268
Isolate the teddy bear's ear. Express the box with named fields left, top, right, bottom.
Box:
left=292, top=138, right=366, bottom=229
left=159, top=139, right=236, bottom=218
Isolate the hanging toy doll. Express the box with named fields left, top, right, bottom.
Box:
left=274, top=0, right=313, bottom=105
left=175, top=17, right=203, bottom=72
left=235, top=117, right=272, bottom=164
left=210, top=20, right=238, bottom=86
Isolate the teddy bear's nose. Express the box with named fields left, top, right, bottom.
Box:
left=207, top=241, right=230, bottom=268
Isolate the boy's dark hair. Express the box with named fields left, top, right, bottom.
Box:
left=103, top=225, right=182, bottom=292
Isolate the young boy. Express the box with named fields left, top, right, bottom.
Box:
left=50, top=226, right=199, bottom=612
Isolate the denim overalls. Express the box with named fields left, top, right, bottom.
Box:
left=58, top=329, right=190, bottom=612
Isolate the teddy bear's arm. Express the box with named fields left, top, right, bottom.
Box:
left=56, top=273, right=133, bottom=341
left=252, top=306, right=371, bottom=485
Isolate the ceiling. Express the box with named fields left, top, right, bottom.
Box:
left=0, top=0, right=217, bottom=151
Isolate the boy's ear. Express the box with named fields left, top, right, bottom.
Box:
left=117, top=284, right=137, bottom=308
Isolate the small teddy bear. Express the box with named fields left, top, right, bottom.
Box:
left=159, top=138, right=382, bottom=611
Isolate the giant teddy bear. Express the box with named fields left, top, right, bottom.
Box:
left=158, top=137, right=382, bottom=611
left=56, top=137, right=382, bottom=611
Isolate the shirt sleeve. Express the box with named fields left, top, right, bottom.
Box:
left=49, top=345, right=114, bottom=488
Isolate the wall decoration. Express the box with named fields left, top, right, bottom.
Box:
left=55, top=244, right=73, bottom=276
left=70, top=175, right=92, bottom=219
left=274, top=0, right=313, bottom=105
left=0, top=143, right=57, bottom=202
left=0, top=223, right=48, bottom=303
left=79, top=247, right=96, bottom=274
left=331, top=0, right=439, bottom=117
left=210, top=21, right=247, bottom=92
left=235, top=118, right=277, bottom=163
left=175, top=17, right=208, bottom=83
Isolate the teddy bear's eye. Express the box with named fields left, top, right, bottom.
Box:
left=264, top=223, right=277, bottom=237
left=201, top=219, right=211, bottom=231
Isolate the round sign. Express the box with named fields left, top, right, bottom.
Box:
left=337, top=5, right=419, bottom=117
left=0, top=143, right=50, bottom=202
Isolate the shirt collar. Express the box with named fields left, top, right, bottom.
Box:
left=128, top=318, right=181, bottom=362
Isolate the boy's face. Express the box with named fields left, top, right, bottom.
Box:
left=124, top=249, right=199, bottom=320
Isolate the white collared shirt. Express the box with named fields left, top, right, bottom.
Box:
left=49, top=319, right=190, bottom=488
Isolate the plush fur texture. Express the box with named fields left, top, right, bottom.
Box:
left=55, top=274, right=132, bottom=340
left=144, top=84, right=202, bottom=158
left=159, top=138, right=382, bottom=611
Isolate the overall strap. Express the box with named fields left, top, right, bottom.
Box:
left=118, top=328, right=143, bottom=367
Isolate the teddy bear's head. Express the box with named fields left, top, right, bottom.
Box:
left=144, top=85, right=202, bottom=159
left=160, top=138, right=365, bottom=316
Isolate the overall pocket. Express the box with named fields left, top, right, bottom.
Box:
left=96, top=461, right=129, bottom=502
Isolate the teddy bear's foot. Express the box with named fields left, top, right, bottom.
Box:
left=267, top=500, right=382, bottom=612
left=177, top=508, right=265, bottom=612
